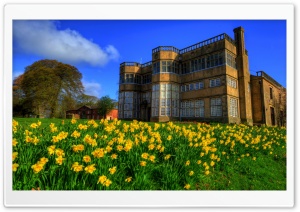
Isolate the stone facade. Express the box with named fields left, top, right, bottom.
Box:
left=118, top=26, right=286, bottom=126
left=251, top=72, right=286, bottom=126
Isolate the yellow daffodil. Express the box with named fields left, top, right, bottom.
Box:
left=78, top=124, right=88, bottom=130
left=71, top=118, right=77, bottom=124
left=104, top=179, right=112, bottom=187
left=85, top=164, right=96, bottom=174
left=125, top=177, right=132, bottom=183
left=148, top=144, right=155, bottom=150
left=31, top=163, right=44, bottom=174
left=47, top=145, right=56, bottom=155
left=31, top=136, right=40, bottom=145
left=52, top=136, right=59, bottom=143
left=12, top=163, right=19, bottom=172
left=30, top=123, right=38, bottom=129
left=109, top=166, right=117, bottom=175
left=92, top=148, right=105, bottom=158
left=159, top=146, right=165, bottom=153
left=184, top=184, right=191, bottom=190
left=12, top=138, right=18, bottom=147
left=83, top=155, right=91, bottom=163
left=24, top=130, right=32, bottom=136
left=164, top=154, right=171, bottom=160
left=72, top=144, right=85, bottom=152
left=106, top=146, right=113, bottom=153
left=12, top=152, right=18, bottom=161
left=98, top=175, right=107, bottom=184
left=13, top=120, right=19, bottom=128
left=141, top=153, right=149, bottom=159
left=25, top=136, right=32, bottom=143
left=111, top=154, right=118, bottom=160
left=140, top=161, right=147, bottom=167
left=39, top=157, right=49, bottom=165
left=55, top=156, right=65, bottom=165
left=50, top=123, right=58, bottom=132
left=71, top=162, right=84, bottom=172
left=149, top=155, right=155, bottom=163
left=71, top=130, right=81, bottom=138
left=117, top=145, right=123, bottom=151
left=55, top=148, right=65, bottom=157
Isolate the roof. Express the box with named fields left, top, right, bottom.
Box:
left=252, top=71, right=284, bottom=89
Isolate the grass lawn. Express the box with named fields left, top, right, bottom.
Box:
left=12, top=117, right=286, bottom=190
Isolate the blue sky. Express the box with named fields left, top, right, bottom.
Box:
left=13, top=20, right=286, bottom=101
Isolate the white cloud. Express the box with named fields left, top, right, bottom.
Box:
left=13, top=21, right=120, bottom=66
left=83, top=80, right=102, bottom=98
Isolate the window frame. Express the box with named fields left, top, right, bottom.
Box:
left=270, top=87, right=273, bottom=99
left=210, top=78, right=221, bottom=87
left=210, top=97, right=222, bottom=117
left=229, top=98, right=238, bottom=117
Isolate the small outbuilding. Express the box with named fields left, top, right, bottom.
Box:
left=66, top=105, right=118, bottom=120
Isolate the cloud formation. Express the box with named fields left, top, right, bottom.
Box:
left=83, top=80, right=102, bottom=98
left=13, top=21, right=120, bottom=66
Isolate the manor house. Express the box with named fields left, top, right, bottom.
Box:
left=118, top=26, right=286, bottom=126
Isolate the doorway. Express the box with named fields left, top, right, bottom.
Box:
left=270, top=107, right=275, bottom=126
